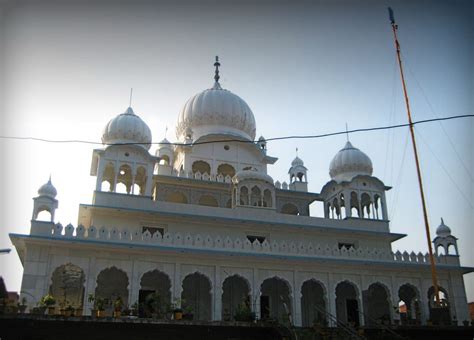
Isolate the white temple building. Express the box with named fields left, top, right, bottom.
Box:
left=10, top=58, right=472, bottom=327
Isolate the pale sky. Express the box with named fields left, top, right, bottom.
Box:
left=1, top=0, right=473, bottom=301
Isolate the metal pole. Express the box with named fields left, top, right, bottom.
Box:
left=388, top=7, right=440, bottom=305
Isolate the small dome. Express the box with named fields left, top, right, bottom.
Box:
left=102, top=107, right=152, bottom=150
left=176, top=82, right=256, bottom=142
left=291, top=156, right=304, bottom=167
left=158, top=138, right=172, bottom=149
left=436, top=218, right=451, bottom=237
left=38, top=178, right=57, bottom=199
left=232, top=168, right=274, bottom=185
left=329, top=141, right=373, bottom=182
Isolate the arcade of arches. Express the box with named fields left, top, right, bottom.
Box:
left=48, top=264, right=452, bottom=326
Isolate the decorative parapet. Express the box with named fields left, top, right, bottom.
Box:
left=31, top=221, right=459, bottom=266
left=167, top=170, right=295, bottom=191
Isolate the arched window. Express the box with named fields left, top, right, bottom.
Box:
left=134, top=166, right=147, bottom=195
left=101, top=180, right=112, bottom=192
left=192, top=161, right=211, bottom=175
left=117, top=164, right=132, bottom=190
left=101, top=162, right=115, bottom=190
left=250, top=186, right=261, bottom=206
left=350, top=191, right=359, bottom=217
left=222, top=275, right=250, bottom=321
left=260, top=277, right=291, bottom=323
left=263, top=189, right=272, bottom=208
left=181, top=273, right=212, bottom=321
left=301, top=280, right=326, bottom=327
left=49, top=263, right=86, bottom=314
left=360, top=193, right=372, bottom=218
left=217, top=164, right=236, bottom=178
left=198, top=195, right=219, bottom=207
left=95, top=267, right=129, bottom=315
left=398, top=283, right=421, bottom=324
left=335, top=281, right=360, bottom=327
left=139, top=270, right=171, bottom=317
left=363, top=283, right=391, bottom=326
left=159, top=155, right=170, bottom=165
left=165, top=191, right=188, bottom=204
left=36, top=209, right=53, bottom=222
left=281, top=203, right=299, bottom=215
left=240, top=186, right=249, bottom=205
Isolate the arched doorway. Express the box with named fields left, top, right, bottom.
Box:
left=139, top=270, right=172, bottom=317
left=428, top=286, right=451, bottom=325
left=49, top=263, right=86, bottom=313
left=95, top=267, right=129, bottom=314
left=398, top=283, right=421, bottom=325
left=181, top=272, right=212, bottom=321
left=260, top=277, right=292, bottom=324
left=335, top=281, right=360, bottom=327
left=221, top=275, right=250, bottom=321
left=363, top=283, right=391, bottom=325
left=301, top=280, right=326, bottom=327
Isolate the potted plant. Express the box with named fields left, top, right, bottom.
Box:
left=64, top=304, right=74, bottom=317
left=40, top=294, right=56, bottom=315
left=234, top=301, right=255, bottom=322
left=182, top=304, right=194, bottom=321
left=171, top=298, right=183, bottom=320
left=88, top=294, right=97, bottom=317
left=18, top=297, right=27, bottom=314
left=95, top=297, right=107, bottom=318
left=113, top=297, right=123, bottom=318
left=145, top=292, right=161, bottom=319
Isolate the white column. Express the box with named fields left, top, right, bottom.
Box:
left=252, top=268, right=260, bottom=319
left=96, top=157, right=105, bottom=191
left=129, top=260, right=139, bottom=308
left=173, top=263, right=182, bottom=304
left=213, top=265, right=222, bottom=320
left=293, top=271, right=301, bottom=326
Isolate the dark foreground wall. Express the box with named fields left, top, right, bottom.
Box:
left=0, top=315, right=292, bottom=340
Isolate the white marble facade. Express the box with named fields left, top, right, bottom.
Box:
left=10, top=60, right=472, bottom=325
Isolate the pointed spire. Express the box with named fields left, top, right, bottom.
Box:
left=441, top=217, right=444, bottom=225
left=214, top=56, right=221, bottom=83
left=296, top=147, right=299, bottom=157
left=48, top=174, right=52, bottom=184
left=345, top=122, right=349, bottom=142
left=129, top=88, right=133, bottom=107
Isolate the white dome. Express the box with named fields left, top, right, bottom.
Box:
left=291, top=156, right=304, bottom=167
left=102, top=107, right=152, bottom=150
left=329, top=141, right=373, bottom=183
left=158, top=138, right=172, bottom=149
left=176, top=82, right=256, bottom=142
left=38, top=178, right=57, bottom=199
left=232, top=169, right=274, bottom=185
left=436, top=218, right=451, bottom=237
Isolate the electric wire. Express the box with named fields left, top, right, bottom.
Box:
left=0, top=114, right=472, bottom=146
left=402, top=52, right=473, bottom=182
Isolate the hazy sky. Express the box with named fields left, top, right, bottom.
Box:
left=1, top=0, right=473, bottom=301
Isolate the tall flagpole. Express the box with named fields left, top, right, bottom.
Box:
left=388, top=7, right=440, bottom=305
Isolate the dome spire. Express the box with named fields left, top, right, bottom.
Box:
left=129, top=88, right=133, bottom=107
left=214, top=56, right=220, bottom=83
left=345, top=122, right=349, bottom=142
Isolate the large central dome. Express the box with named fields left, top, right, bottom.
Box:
left=176, top=59, right=256, bottom=142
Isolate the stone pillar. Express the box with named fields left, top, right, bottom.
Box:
left=381, top=192, right=388, bottom=220
left=95, top=157, right=105, bottom=191
left=213, top=266, right=222, bottom=321
left=252, top=268, right=260, bottom=319
left=84, top=258, right=97, bottom=315
left=420, top=279, right=430, bottom=324
left=293, top=271, right=301, bottom=326
left=129, top=261, right=139, bottom=309
left=344, top=190, right=351, bottom=218
left=173, top=263, right=182, bottom=304
left=448, top=273, right=469, bottom=322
